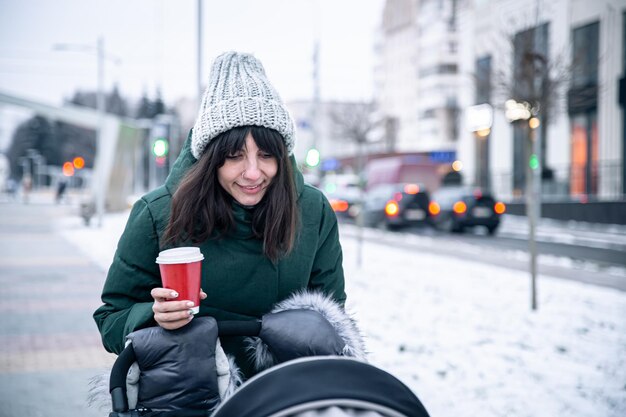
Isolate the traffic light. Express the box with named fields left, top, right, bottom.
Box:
left=149, top=117, right=176, bottom=187
left=305, top=148, right=320, bottom=167
left=151, top=120, right=171, bottom=172
left=152, top=138, right=168, bottom=157
left=529, top=154, right=539, bottom=170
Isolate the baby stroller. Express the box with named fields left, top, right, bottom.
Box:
left=99, top=292, right=431, bottom=417
left=210, top=356, right=430, bottom=417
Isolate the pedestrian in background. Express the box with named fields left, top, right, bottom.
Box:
left=21, top=173, right=32, bottom=204
left=93, top=51, right=347, bottom=379
left=55, top=179, right=67, bottom=204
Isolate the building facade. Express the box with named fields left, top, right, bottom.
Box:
left=457, top=0, right=625, bottom=204
left=375, top=0, right=461, bottom=153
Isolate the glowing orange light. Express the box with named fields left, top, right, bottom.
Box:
left=494, top=202, right=506, bottom=214
left=330, top=199, right=349, bottom=212
left=429, top=201, right=440, bottom=216
left=393, top=192, right=403, bottom=201
left=384, top=200, right=399, bottom=217
left=476, top=128, right=491, bottom=137
left=452, top=201, right=467, bottom=214
left=404, top=184, right=420, bottom=194
left=62, top=162, right=75, bottom=177
left=73, top=156, right=85, bottom=169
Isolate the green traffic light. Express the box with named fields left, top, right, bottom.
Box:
left=305, top=148, right=320, bottom=167
left=529, top=154, right=539, bottom=170
left=153, top=138, right=169, bottom=157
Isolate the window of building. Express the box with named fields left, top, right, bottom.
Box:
left=418, top=64, right=458, bottom=78
left=513, top=23, right=549, bottom=101
left=512, top=23, right=549, bottom=198
left=569, top=21, right=600, bottom=197
left=570, top=113, right=598, bottom=195
left=475, top=55, right=492, bottom=104
left=571, top=22, right=600, bottom=88
left=475, top=55, right=492, bottom=189
left=421, top=109, right=436, bottom=119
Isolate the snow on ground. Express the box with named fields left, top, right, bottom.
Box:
left=500, top=215, right=626, bottom=251
left=59, top=210, right=626, bottom=417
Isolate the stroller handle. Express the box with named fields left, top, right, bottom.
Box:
left=110, top=343, right=136, bottom=413
left=216, top=319, right=261, bottom=336
left=109, top=319, right=261, bottom=413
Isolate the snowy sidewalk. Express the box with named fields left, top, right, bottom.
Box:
left=59, top=208, right=626, bottom=417
left=500, top=214, right=626, bottom=251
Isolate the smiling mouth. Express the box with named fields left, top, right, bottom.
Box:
left=238, top=183, right=264, bottom=193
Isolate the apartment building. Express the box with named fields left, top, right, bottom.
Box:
left=375, top=0, right=461, bottom=153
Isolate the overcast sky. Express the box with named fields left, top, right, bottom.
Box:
left=0, top=0, right=385, bottom=107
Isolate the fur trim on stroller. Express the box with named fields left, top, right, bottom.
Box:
left=246, top=290, right=367, bottom=372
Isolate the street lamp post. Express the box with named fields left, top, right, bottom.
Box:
left=95, top=36, right=105, bottom=227
left=54, top=37, right=119, bottom=227
left=197, top=0, right=204, bottom=107
left=505, top=99, right=539, bottom=311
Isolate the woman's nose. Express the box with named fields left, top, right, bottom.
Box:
left=242, top=158, right=261, bottom=180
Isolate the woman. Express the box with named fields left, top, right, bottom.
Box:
left=93, top=52, right=346, bottom=379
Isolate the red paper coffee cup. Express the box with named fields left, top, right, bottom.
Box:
left=156, top=247, right=204, bottom=314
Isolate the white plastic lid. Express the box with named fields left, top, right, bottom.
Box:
left=156, top=247, right=204, bottom=264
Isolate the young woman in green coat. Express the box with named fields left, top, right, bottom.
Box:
left=93, top=52, right=347, bottom=379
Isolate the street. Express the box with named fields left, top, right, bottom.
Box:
left=338, top=216, right=626, bottom=292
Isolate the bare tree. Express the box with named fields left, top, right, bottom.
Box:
left=327, top=101, right=377, bottom=268
left=491, top=22, right=573, bottom=174
left=488, top=16, right=575, bottom=311
left=327, top=101, right=377, bottom=149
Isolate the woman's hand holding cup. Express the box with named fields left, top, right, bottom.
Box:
left=151, top=288, right=207, bottom=330
left=154, top=247, right=206, bottom=330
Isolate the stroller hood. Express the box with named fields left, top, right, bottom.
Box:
left=210, top=356, right=430, bottom=417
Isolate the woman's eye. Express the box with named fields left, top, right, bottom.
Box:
left=226, top=154, right=243, bottom=160
left=260, top=153, right=273, bottom=159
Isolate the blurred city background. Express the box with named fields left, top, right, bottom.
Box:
left=1, top=0, right=624, bottom=227
left=0, top=0, right=625, bottom=416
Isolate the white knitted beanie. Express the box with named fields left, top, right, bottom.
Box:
left=191, top=51, right=296, bottom=159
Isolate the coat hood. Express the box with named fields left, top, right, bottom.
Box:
left=165, top=130, right=305, bottom=199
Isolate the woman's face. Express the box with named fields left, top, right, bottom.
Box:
left=218, top=133, right=278, bottom=206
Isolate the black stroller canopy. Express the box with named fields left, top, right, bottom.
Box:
left=210, top=356, right=430, bottom=417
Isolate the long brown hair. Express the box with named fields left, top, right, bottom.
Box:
left=163, top=126, right=298, bottom=262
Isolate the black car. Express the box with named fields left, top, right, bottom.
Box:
left=361, top=183, right=431, bottom=229
left=429, top=186, right=506, bottom=234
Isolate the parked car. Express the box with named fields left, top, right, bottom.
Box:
left=361, top=183, right=431, bottom=229
left=320, top=174, right=363, bottom=220
left=429, top=186, right=506, bottom=234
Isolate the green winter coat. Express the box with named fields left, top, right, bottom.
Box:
left=93, top=132, right=345, bottom=378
